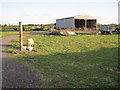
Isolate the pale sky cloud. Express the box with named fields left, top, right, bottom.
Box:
left=0, top=0, right=119, bottom=25
left=0, top=0, right=119, bottom=3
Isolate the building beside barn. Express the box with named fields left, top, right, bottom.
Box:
left=56, top=15, right=97, bottom=31
left=118, top=1, right=120, bottom=25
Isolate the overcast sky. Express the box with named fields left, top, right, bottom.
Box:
left=0, top=0, right=119, bottom=25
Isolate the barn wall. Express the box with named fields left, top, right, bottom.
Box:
left=56, top=18, right=74, bottom=30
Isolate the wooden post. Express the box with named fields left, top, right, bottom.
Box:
left=19, top=21, right=23, bottom=51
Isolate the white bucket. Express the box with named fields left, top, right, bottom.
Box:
left=27, top=47, right=33, bottom=51
left=22, top=46, right=27, bottom=51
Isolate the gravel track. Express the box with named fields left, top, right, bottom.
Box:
left=1, top=34, right=44, bottom=88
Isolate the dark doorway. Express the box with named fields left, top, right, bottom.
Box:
left=75, top=19, right=96, bottom=31
left=75, top=19, right=85, bottom=28
left=87, top=20, right=96, bottom=28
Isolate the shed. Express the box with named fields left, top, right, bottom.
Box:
left=56, top=15, right=97, bottom=31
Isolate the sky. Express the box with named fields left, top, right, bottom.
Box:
left=0, top=0, right=119, bottom=25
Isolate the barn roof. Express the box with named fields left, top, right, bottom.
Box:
left=74, top=14, right=96, bottom=19
left=56, top=14, right=96, bottom=20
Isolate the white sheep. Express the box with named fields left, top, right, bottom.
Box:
left=26, top=38, right=34, bottom=47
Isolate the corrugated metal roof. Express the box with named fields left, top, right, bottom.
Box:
left=74, top=14, right=96, bottom=19
left=56, top=14, right=96, bottom=20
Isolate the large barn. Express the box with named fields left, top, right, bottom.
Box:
left=56, top=15, right=97, bottom=31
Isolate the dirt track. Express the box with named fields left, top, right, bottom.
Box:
left=1, top=35, right=41, bottom=88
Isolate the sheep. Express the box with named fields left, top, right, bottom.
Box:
left=26, top=38, right=34, bottom=47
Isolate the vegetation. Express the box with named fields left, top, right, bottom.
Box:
left=1, top=23, right=119, bottom=31
left=1, top=25, right=18, bottom=30
left=1, top=24, right=55, bottom=30
left=1, top=31, right=29, bottom=38
left=116, top=25, right=120, bottom=28
left=1, top=30, right=49, bottom=38
left=8, top=33, right=119, bottom=88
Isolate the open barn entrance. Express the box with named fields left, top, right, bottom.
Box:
left=87, top=20, right=96, bottom=28
left=75, top=19, right=96, bottom=31
left=75, top=19, right=85, bottom=28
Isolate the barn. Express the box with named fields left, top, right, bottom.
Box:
left=56, top=15, right=97, bottom=31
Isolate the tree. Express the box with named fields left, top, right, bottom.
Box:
left=4, top=24, right=7, bottom=26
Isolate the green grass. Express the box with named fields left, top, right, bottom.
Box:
left=1, top=31, right=19, bottom=38
left=8, top=34, right=119, bottom=88
left=1, top=31, right=29, bottom=38
left=1, top=30, right=48, bottom=38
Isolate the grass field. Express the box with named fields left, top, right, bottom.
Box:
left=1, top=30, right=28, bottom=38
left=1, top=30, right=48, bottom=38
left=8, top=33, right=119, bottom=88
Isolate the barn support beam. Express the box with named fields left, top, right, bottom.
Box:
left=85, top=19, right=87, bottom=30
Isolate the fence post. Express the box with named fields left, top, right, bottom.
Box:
left=19, top=21, right=23, bottom=51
